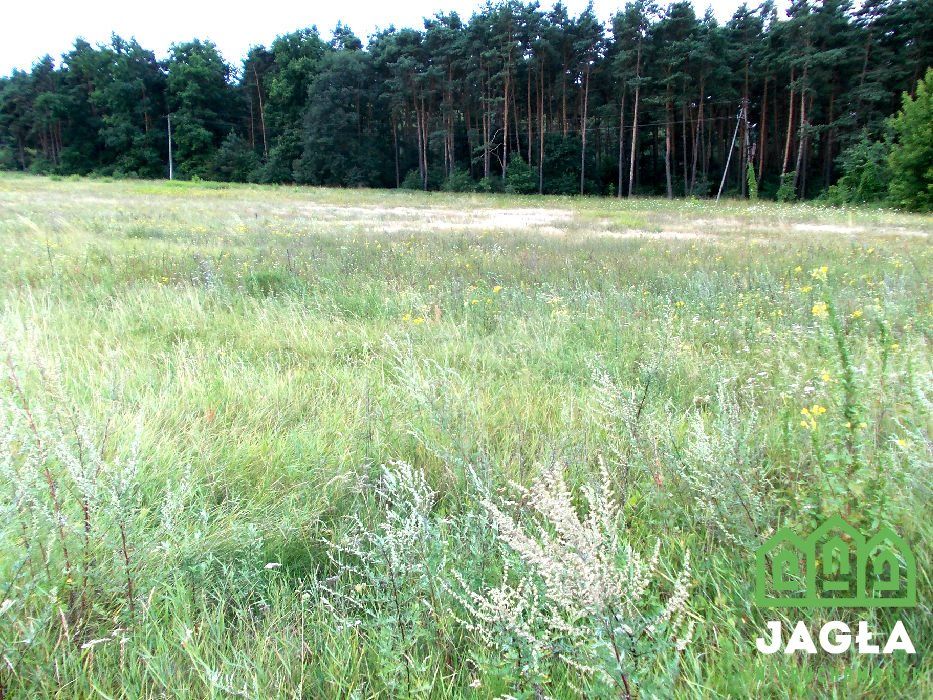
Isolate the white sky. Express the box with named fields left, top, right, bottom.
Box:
left=1, top=1, right=780, bottom=76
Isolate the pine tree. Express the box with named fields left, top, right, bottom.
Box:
left=94, top=36, right=166, bottom=177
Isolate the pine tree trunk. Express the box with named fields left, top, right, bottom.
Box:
left=512, top=82, right=521, bottom=163
left=465, top=105, right=473, bottom=178
left=855, top=33, right=872, bottom=123
left=447, top=69, right=455, bottom=176
left=822, top=88, right=836, bottom=187
left=422, top=103, right=430, bottom=190
left=415, top=101, right=424, bottom=186
left=503, top=63, right=510, bottom=179
left=617, top=87, right=626, bottom=198
left=539, top=68, right=545, bottom=194
left=758, top=77, right=768, bottom=181
left=781, top=68, right=796, bottom=176
left=527, top=66, right=533, bottom=165
left=580, top=64, right=590, bottom=196
left=483, top=81, right=491, bottom=179
left=248, top=92, right=255, bottom=149
left=681, top=101, right=688, bottom=196
left=253, top=65, right=268, bottom=158
left=392, top=117, right=400, bottom=188
left=562, top=50, right=568, bottom=136
left=792, top=70, right=808, bottom=194
left=740, top=61, right=749, bottom=197
left=142, top=85, right=151, bottom=133
left=664, top=96, right=673, bottom=199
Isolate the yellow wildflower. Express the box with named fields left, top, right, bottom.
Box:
left=800, top=404, right=826, bottom=431
left=812, top=301, right=829, bottom=318
left=811, top=265, right=829, bottom=281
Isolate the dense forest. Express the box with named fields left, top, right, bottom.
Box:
left=1, top=1, right=931, bottom=206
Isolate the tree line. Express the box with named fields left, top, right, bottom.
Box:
left=1, top=1, right=930, bottom=207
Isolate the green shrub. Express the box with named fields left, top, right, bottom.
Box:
left=400, top=169, right=423, bottom=190
left=887, top=69, right=933, bottom=212
left=823, top=131, right=890, bottom=205
left=244, top=269, right=297, bottom=297
left=0, top=146, right=16, bottom=170
left=27, top=156, right=54, bottom=175
left=504, top=156, right=538, bottom=194
left=477, top=175, right=504, bottom=193
left=442, top=168, right=479, bottom=192
left=211, top=132, right=260, bottom=182
left=746, top=163, right=759, bottom=201
left=776, top=171, right=797, bottom=202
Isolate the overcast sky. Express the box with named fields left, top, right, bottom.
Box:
left=1, top=0, right=784, bottom=76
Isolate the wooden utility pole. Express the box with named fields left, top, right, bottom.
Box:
left=167, top=114, right=173, bottom=181
left=627, top=39, right=643, bottom=197
left=252, top=65, right=268, bottom=158
left=716, top=101, right=746, bottom=202
left=580, top=62, right=590, bottom=196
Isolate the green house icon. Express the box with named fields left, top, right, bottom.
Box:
left=755, top=516, right=916, bottom=608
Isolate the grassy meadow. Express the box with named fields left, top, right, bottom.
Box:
left=0, top=173, right=930, bottom=698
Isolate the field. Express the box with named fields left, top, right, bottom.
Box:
left=0, top=173, right=930, bottom=698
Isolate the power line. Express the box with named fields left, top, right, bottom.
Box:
left=450, top=113, right=752, bottom=137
